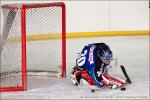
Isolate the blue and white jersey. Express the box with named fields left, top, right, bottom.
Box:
left=76, top=45, right=96, bottom=71
left=76, top=44, right=109, bottom=87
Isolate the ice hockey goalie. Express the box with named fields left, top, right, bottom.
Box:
left=71, top=43, right=126, bottom=89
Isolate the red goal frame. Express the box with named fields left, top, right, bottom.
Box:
left=0, top=2, right=66, bottom=92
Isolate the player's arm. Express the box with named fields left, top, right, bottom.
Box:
left=89, top=68, right=103, bottom=88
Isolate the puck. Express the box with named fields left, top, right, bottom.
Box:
left=120, top=87, right=126, bottom=91
left=91, top=89, right=95, bottom=93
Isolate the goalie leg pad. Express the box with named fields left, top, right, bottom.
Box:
left=81, top=71, right=95, bottom=85
left=71, top=69, right=94, bottom=86
left=102, top=73, right=125, bottom=89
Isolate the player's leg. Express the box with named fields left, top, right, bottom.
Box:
left=71, top=66, right=94, bottom=86
left=71, top=66, right=81, bottom=85
left=101, top=73, right=126, bottom=89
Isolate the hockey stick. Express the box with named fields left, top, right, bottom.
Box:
left=120, top=65, right=132, bottom=84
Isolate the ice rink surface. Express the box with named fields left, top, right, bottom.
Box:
left=0, top=36, right=149, bottom=100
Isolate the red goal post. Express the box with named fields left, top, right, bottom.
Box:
left=0, top=2, right=66, bottom=92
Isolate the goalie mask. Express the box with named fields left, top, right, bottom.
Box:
left=97, top=44, right=113, bottom=65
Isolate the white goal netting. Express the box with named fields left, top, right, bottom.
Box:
left=0, top=3, right=66, bottom=90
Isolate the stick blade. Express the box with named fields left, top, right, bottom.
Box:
left=120, top=65, right=132, bottom=84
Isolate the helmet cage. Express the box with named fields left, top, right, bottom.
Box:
left=97, top=49, right=113, bottom=65
left=100, top=57, right=112, bottom=65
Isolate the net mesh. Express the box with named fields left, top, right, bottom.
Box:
left=0, top=3, right=64, bottom=89
left=1, top=8, right=22, bottom=87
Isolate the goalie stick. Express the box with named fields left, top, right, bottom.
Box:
left=120, top=65, right=132, bottom=84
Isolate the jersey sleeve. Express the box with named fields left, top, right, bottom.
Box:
left=89, top=68, right=104, bottom=88
left=88, top=45, right=104, bottom=88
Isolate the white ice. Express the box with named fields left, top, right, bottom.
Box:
left=0, top=36, right=149, bottom=99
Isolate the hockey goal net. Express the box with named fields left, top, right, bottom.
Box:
left=0, top=2, right=66, bottom=91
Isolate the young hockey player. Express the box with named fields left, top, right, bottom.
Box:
left=71, top=43, right=126, bottom=89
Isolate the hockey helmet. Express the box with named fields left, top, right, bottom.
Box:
left=97, top=43, right=113, bottom=64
